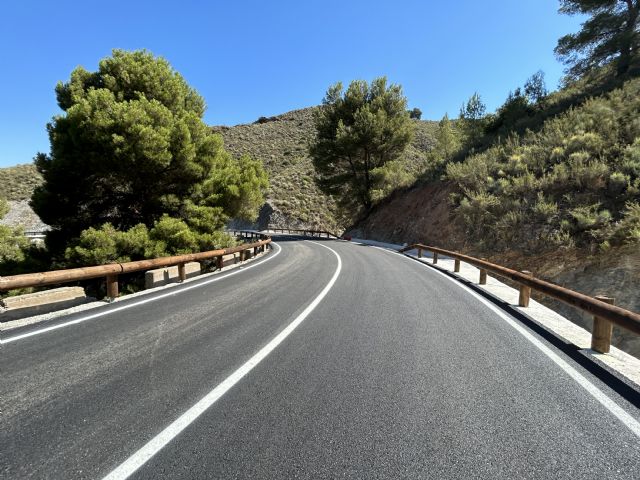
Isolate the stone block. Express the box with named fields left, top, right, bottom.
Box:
left=144, top=262, right=201, bottom=289
left=1, top=286, right=89, bottom=321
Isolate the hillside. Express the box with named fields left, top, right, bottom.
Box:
left=213, top=107, right=438, bottom=231
left=348, top=77, right=640, bottom=357
left=0, top=108, right=437, bottom=233
left=0, top=164, right=42, bottom=201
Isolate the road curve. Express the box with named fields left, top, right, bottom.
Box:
left=1, top=237, right=639, bottom=479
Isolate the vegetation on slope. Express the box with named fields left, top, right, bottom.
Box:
left=448, top=77, right=640, bottom=253
left=0, top=164, right=42, bottom=201
left=214, top=107, right=437, bottom=230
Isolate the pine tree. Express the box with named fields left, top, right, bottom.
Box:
left=310, top=77, right=414, bottom=214
left=32, top=50, right=268, bottom=252
left=555, top=0, right=640, bottom=78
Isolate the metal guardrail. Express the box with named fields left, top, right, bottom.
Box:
left=0, top=233, right=271, bottom=300
left=266, top=224, right=339, bottom=238
left=399, top=243, right=640, bottom=354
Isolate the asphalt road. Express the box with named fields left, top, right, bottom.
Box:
left=1, top=237, right=639, bottom=479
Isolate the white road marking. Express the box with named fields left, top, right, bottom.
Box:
left=101, top=240, right=342, bottom=480
left=374, top=245, right=640, bottom=438
left=0, top=243, right=282, bottom=344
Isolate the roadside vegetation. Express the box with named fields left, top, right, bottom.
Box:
left=0, top=198, right=28, bottom=265
left=0, top=50, right=268, bottom=283
left=310, top=77, right=414, bottom=216
left=442, top=0, right=640, bottom=253
left=336, top=0, right=640, bottom=256
left=3, top=0, right=639, bottom=279
left=447, top=77, right=640, bottom=253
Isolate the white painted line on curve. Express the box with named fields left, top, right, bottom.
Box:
left=101, top=240, right=342, bottom=480
left=373, top=246, right=640, bottom=438
left=0, top=243, right=282, bottom=345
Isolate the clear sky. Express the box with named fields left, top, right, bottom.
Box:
left=0, top=0, right=585, bottom=168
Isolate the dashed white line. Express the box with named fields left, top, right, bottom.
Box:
left=0, top=243, right=282, bottom=344
left=101, top=240, right=342, bottom=480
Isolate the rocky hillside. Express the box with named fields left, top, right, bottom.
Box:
left=0, top=164, right=42, bottom=201
left=213, top=107, right=438, bottom=231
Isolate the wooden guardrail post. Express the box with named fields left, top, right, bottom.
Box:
left=106, top=274, right=119, bottom=300
left=216, top=256, right=223, bottom=270
left=433, top=252, right=438, bottom=265
left=592, top=296, right=615, bottom=353
left=178, top=263, right=186, bottom=282
left=518, top=271, right=532, bottom=307
left=479, top=259, right=487, bottom=285
left=239, top=250, right=245, bottom=262
left=417, top=248, right=422, bottom=258
left=454, top=258, right=460, bottom=272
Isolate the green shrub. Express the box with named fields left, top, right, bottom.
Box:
left=610, top=202, right=640, bottom=244
left=64, top=218, right=237, bottom=267
left=0, top=225, right=29, bottom=264
left=446, top=77, right=640, bottom=251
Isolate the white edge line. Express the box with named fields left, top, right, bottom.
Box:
left=0, top=243, right=282, bottom=344
left=101, top=240, right=342, bottom=480
left=371, top=245, right=640, bottom=438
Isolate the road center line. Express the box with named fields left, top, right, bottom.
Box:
left=101, top=240, right=342, bottom=480
left=372, top=245, right=640, bottom=438
left=1, top=242, right=282, bottom=345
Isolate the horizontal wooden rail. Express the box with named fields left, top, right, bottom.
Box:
left=399, top=243, right=640, bottom=353
left=266, top=224, right=339, bottom=239
left=0, top=235, right=271, bottom=300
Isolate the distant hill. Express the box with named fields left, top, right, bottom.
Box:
left=213, top=106, right=438, bottom=231
left=0, top=164, right=42, bottom=201
left=0, top=107, right=438, bottom=232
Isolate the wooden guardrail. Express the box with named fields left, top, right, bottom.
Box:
left=399, top=243, right=640, bottom=354
left=0, top=234, right=271, bottom=300
left=266, top=224, right=339, bottom=238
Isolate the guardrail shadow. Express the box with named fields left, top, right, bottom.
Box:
left=402, top=253, right=640, bottom=408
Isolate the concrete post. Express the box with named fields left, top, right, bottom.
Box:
left=454, top=258, right=461, bottom=272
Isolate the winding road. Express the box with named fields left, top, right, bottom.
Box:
left=1, top=236, right=639, bottom=479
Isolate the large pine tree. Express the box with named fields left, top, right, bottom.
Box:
left=310, top=77, right=413, bottom=214
left=555, top=0, right=640, bottom=78
left=32, top=50, right=268, bottom=252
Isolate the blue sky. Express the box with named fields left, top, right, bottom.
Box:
left=0, top=0, right=584, bottom=168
